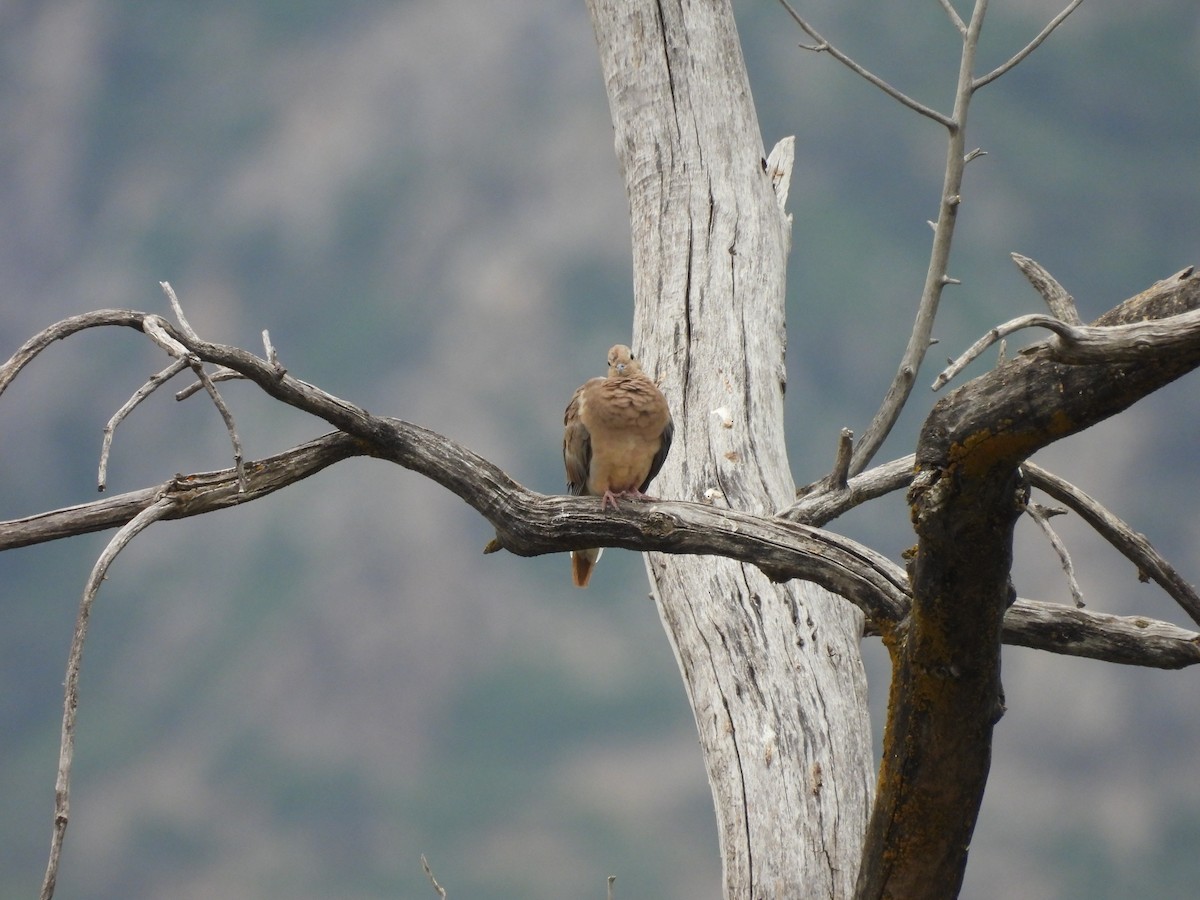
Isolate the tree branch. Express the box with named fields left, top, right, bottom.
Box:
left=99, top=358, right=190, bottom=490
left=859, top=263, right=1200, bottom=897
left=936, top=0, right=967, bottom=35
left=1025, top=462, right=1200, bottom=628
left=973, top=0, right=1086, bottom=90
left=1024, top=500, right=1085, bottom=607
left=1011, top=252, right=1083, bottom=324
left=40, top=496, right=177, bottom=900
left=775, top=0, right=954, bottom=127
left=786, top=453, right=914, bottom=527
left=1006, top=599, right=1200, bottom=670
left=935, top=275, right=1200, bottom=390
left=2, top=433, right=366, bottom=551
left=8, top=301, right=1197, bottom=672
left=849, top=1, right=988, bottom=475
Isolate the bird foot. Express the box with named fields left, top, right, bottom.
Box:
left=600, top=488, right=656, bottom=510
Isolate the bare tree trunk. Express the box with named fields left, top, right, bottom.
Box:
left=587, top=2, right=873, bottom=895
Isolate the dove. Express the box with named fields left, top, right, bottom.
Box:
left=563, top=344, right=673, bottom=587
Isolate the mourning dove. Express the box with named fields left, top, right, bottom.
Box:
left=563, top=344, right=673, bottom=588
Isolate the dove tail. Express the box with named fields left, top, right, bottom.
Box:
left=571, top=547, right=603, bottom=588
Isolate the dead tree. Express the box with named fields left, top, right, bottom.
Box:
left=4, top=2, right=1200, bottom=899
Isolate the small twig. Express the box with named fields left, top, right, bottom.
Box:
left=159, top=280, right=200, bottom=342
left=145, top=292, right=249, bottom=491
left=1025, top=501, right=1085, bottom=607
left=189, top=361, right=247, bottom=492
left=973, top=0, right=1085, bottom=90
left=1011, top=253, right=1082, bottom=324
left=933, top=314, right=1064, bottom=389
left=797, top=428, right=855, bottom=501
left=607, top=874, right=616, bottom=900
left=420, top=854, right=448, bottom=899
left=1026, top=463, right=1200, bottom=628
left=99, top=359, right=189, bottom=491
left=936, top=0, right=968, bottom=35
left=174, top=367, right=243, bottom=401
left=785, top=453, right=915, bottom=526
left=40, top=496, right=177, bottom=900
left=775, top=0, right=955, bottom=127
left=262, top=329, right=286, bottom=376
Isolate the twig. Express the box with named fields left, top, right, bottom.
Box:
left=936, top=0, right=967, bottom=35
left=420, top=854, right=448, bottom=899
left=607, top=874, right=616, bottom=900
left=174, top=367, right=243, bottom=401
left=1026, top=462, right=1200, bottom=627
left=933, top=313, right=1064, bottom=389
left=774, top=0, right=954, bottom=127
left=973, top=0, right=1086, bottom=90
left=262, top=329, right=286, bottom=376
left=848, top=1, right=989, bottom=473
left=784, top=453, right=915, bottom=526
left=1025, top=501, right=1085, bottom=607
left=99, top=359, right=189, bottom=491
left=40, top=496, right=177, bottom=900
left=1011, top=253, right=1082, bottom=324
left=796, top=428, right=855, bottom=501
left=160, top=280, right=200, bottom=342
left=144, top=301, right=249, bottom=492
left=188, top=360, right=248, bottom=492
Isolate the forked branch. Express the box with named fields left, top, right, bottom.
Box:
left=775, top=1, right=1087, bottom=477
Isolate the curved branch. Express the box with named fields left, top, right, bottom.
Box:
left=0, top=310, right=145, bottom=397
left=1026, top=462, right=1200, bottom=628
left=41, top=496, right=177, bottom=900
left=99, top=359, right=190, bottom=490
left=1011, top=252, right=1082, bottom=324
left=936, top=302, right=1200, bottom=390
left=7, top=309, right=1199, bottom=678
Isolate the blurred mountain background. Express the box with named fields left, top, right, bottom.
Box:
left=2, top=1, right=1199, bottom=897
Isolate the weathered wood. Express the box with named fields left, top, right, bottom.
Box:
left=857, top=267, right=1200, bottom=898
left=587, top=1, right=873, bottom=895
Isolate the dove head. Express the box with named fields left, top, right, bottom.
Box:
left=606, top=344, right=643, bottom=378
